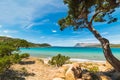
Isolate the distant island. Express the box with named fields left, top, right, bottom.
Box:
left=0, top=36, right=51, bottom=47
left=75, top=43, right=120, bottom=48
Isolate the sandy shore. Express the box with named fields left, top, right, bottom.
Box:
left=11, top=57, right=112, bottom=80
left=11, top=57, right=59, bottom=80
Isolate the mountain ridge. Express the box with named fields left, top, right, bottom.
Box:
left=75, top=43, right=120, bottom=48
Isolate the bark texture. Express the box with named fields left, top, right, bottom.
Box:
left=88, top=24, right=120, bottom=72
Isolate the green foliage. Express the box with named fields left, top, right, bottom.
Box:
left=10, top=53, right=21, bottom=64
left=0, top=45, right=16, bottom=57
left=48, top=54, right=70, bottom=67
left=20, top=67, right=27, bottom=73
left=58, top=0, right=120, bottom=30
left=0, top=36, right=51, bottom=47
left=88, top=66, right=99, bottom=73
left=0, top=36, right=31, bottom=74
left=20, top=53, right=30, bottom=58
left=0, top=56, right=11, bottom=73
left=82, top=63, right=99, bottom=73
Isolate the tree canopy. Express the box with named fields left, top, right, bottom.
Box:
left=58, top=0, right=120, bottom=30
left=58, top=0, right=120, bottom=71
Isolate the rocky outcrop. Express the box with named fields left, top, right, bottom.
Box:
left=65, top=67, right=76, bottom=80
left=52, top=78, right=65, bottom=80
left=112, top=72, right=120, bottom=80
left=74, top=43, right=100, bottom=47
left=53, top=62, right=119, bottom=80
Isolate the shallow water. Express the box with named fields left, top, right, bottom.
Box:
left=20, top=47, right=120, bottom=61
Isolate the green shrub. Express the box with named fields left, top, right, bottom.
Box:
left=20, top=53, right=30, bottom=58
left=0, top=38, right=30, bottom=75
left=88, top=66, right=99, bottom=73
left=0, top=56, right=11, bottom=73
left=48, top=54, right=70, bottom=67
left=10, top=53, right=21, bottom=64
left=21, top=67, right=27, bottom=73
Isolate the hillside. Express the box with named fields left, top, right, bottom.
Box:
left=0, top=36, right=51, bottom=47
left=75, top=43, right=120, bottom=48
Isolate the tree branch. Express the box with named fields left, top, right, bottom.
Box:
left=89, top=11, right=101, bottom=26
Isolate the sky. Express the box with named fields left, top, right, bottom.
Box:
left=0, top=0, right=120, bottom=46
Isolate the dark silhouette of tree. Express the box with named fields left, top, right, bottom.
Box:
left=58, top=0, right=120, bottom=71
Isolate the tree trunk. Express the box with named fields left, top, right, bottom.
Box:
left=87, top=24, right=120, bottom=72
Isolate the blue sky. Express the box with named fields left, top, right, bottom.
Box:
left=0, top=0, right=120, bottom=46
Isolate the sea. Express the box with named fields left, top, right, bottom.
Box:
left=20, top=47, right=120, bottom=61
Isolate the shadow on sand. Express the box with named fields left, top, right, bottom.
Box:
left=19, top=61, right=35, bottom=65
left=0, top=69, right=35, bottom=80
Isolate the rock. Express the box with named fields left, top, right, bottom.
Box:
left=76, top=79, right=82, bottom=80
left=53, top=78, right=65, bottom=80
left=54, top=64, right=70, bottom=78
left=99, top=65, right=106, bottom=72
left=82, top=71, right=92, bottom=80
left=112, top=71, right=120, bottom=80
left=96, top=73, right=112, bottom=80
left=65, top=66, right=76, bottom=80
left=100, top=75, right=111, bottom=80
left=72, top=63, right=80, bottom=68
left=72, top=63, right=82, bottom=78
left=55, top=72, right=65, bottom=79
left=72, top=67, right=82, bottom=78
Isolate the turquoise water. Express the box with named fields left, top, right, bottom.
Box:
left=20, top=47, right=120, bottom=61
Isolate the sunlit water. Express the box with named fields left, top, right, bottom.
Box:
left=20, top=47, right=120, bottom=61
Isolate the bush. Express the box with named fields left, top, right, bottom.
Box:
left=10, top=53, right=21, bottom=64
left=20, top=53, right=30, bottom=58
left=0, top=38, right=30, bottom=75
left=88, top=66, right=99, bottom=73
left=48, top=54, right=70, bottom=67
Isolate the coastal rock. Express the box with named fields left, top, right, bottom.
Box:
left=55, top=64, right=71, bottom=78
left=72, top=63, right=80, bottom=68
left=96, top=73, right=112, bottom=80
left=112, top=72, right=120, bottom=80
left=76, top=79, right=82, bottom=80
left=65, top=63, right=82, bottom=80
left=74, top=43, right=100, bottom=47
left=82, top=71, right=92, bottom=80
left=65, top=66, right=76, bottom=80
left=99, top=65, right=106, bottom=72
left=72, top=63, right=82, bottom=78
left=100, top=75, right=112, bottom=80
left=53, top=78, right=65, bottom=80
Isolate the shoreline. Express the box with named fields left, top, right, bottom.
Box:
left=10, top=56, right=114, bottom=80
left=37, top=56, right=106, bottom=64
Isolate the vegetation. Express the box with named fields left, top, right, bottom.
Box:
left=20, top=53, right=30, bottom=58
left=0, top=36, right=31, bottom=75
left=58, top=0, right=120, bottom=71
left=0, top=36, right=51, bottom=47
left=48, top=54, right=70, bottom=67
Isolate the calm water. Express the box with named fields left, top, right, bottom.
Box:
left=20, top=47, right=120, bottom=61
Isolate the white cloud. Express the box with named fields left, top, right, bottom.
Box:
left=3, top=30, right=18, bottom=33
left=25, top=23, right=34, bottom=29
left=101, top=32, right=109, bottom=35
left=0, top=0, right=66, bottom=27
left=52, top=30, right=57, bottom=33
left=24, top=19, right=50, bottom=29
left=0, top=34, right=12, bottom=38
